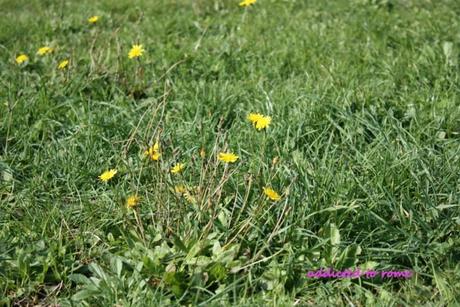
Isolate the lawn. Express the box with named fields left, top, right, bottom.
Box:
left=1, top=0, right=459, bottom=305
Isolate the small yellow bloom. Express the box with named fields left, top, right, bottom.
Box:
left=255, top=116, right=271, bottom=130
left=99, top=169, right=117, bottom=182
left=239, top=0, right=257, bottom=7
left=58, top=59, right=69, bottom=70
left=15, top=54, right=29, bottom=64
left=144, top=142, right=161, bottom=161
left=37, top=46, right=53, bottom=56
left=128, top=44, right=145, bottom=59
left=263, top=187, right=281, bottom=201
left=247, top=113, right=263, bottom=123
left=200, top=147, right=206, bottom=159
left=248, top=113, right=271, bottom=130
left=150, top=152, right=160, bottom=160
left=126, top=195, right=140, bottom=209
left=88, top=15, right=100, bottom=24
left=171, top=163, right=185, bottom=174
left=175, top=185, right=187, bottom=194
left=218, top=152, right=239, bottom=163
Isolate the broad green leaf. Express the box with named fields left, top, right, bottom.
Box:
left=69, top=273, right=92, bottom=285
left=330, top=223, right=340, bottom=246
left=72, top=289, right=98, bottom=301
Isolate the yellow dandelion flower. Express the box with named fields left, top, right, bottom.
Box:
left=58, top=59, right=69, bottom=70
left=15, top=54, right=29, bottom=64
left=171, top=163, right=185, bottom=174
left=247, top=113, right=264, bottom=124
left=255, top=115, right=271, bottom=130
left=218, top=152, right=239, bottom=163
left=263, top=187, right=281, bottom=201
left=88, top=15, right=100, bottom=24
left=200, top=147, right=206, bottom=159
left=248, top=113, right=271, bottom=130
left=99, top=169, right=117, bottom=182
left=37, top=46, right=53, bottom=56
left=150, top=152, right=161, bottom=160
left=126, top=195, right=140, bottom=209
left=128, top=44, right=145, bottom=59
left=144, top=142, right=161, bottom=161
left=239, top=0, right=257, bottom=7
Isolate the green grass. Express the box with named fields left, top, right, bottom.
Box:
left=1, top=0, right=460, bottom=305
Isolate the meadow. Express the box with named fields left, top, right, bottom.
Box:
left=1, top=0, right=460, bottom=305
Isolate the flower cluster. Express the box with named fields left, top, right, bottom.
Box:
left=15, top=7, right=284, bottom=212
left=14, top=16, right=106, bottom=69
left=15, top=45, right=68, bottom=70
left=98, top=108, right=283, bottom=209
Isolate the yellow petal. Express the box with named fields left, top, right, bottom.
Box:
left=126, top=195, right=140, bottom=208
left=15, top=54, right=29, bottom=64
left=218, top=152, right=239, bottom=163
left=99, top=169, right=117, bottom=182
left=171, top=163, right=185, bottom=174
left=263, top=187, right=281, bottom=201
